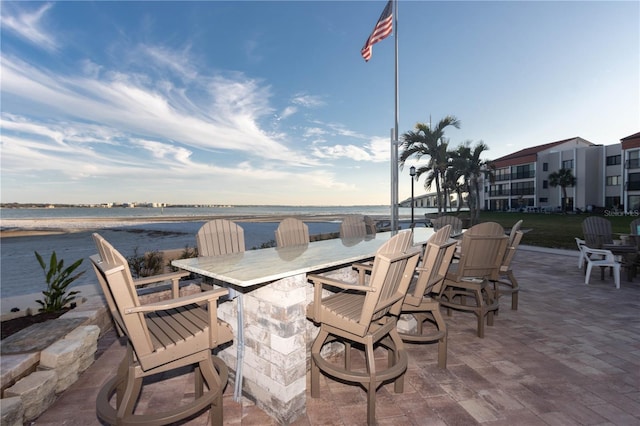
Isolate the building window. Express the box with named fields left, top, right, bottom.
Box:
left=543, top=180, right=548, bottom=189
left=628, top=173, right=640, bottom=190
left=539, top=197, right=548, bottom=203
left=627, top=150, right=640, bottom=169
left=628, top=195, right=640, bottom=211
left=511, top=181, right=534, bottom=196
left=543, top=163, right=548, bottom=171
left=606, top=155, right=621, bottom=166
left=605, top=196, right=621, bottom=209
left=511, top=164, right=534, bottom=179
left=606, top=176, right=621, bottom=186
left=494, top=168, right=510, bottom=181
left=562, top=159, right=574, bottom=169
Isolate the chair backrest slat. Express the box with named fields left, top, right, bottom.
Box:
left=582, top=216, right=613, bottom=248
left=501, top=230, right=523, bottom=272
left=359, top=233, right=420, bottom=324
left=431, top=216, right=463, bottom=237
left=407, top=226, right=458, bottom=302
left=466, top=221, right=504, bottom=236
left=448, top=223, right=509, bottom=282
left=91, top=233, right=154, bottom=356
left=340, top=215, right=367, bottom=238
left=197, top=219, right=245, bottom=256
left=275, top=217, right=309, bottom=247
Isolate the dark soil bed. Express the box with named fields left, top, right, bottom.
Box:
left=1, top=309, right=69, bottom=340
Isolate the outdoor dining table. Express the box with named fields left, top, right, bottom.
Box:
left=602, top=242, right=638, bottom=281
left=172, top=227, right=434, bottom=423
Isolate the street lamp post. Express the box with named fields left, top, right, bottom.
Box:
left=409, top=166, right=416, bottom=227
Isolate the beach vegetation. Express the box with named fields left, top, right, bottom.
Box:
left=127, top=248, right=164, bottom=278
left=34, top=251, right=84, bottom=313
left=168, top=245, right=199, bottom=275
left=253, top=240, right=276, bottom=249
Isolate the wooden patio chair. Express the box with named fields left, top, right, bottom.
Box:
left=431, top=215, right=463, bottom=237
left=352, top=229, right=414, bottom=285
left=275, top=217, right=309, bottom=248
left=465, top=221, right=504, bottom=236
left=91, top=233, right=233, bottom=426
left=582, top=216, right=613, bottom=248
left=196, top=219, right=245, bottom=256
left=435, top=223, right=508, bottom=338
left=306, top=232, right=421, bottom=425
left=340, top=214, right=367, bottom=239
left=399, top=225, right=457, bottom=368
left=492, top=220, right=524, bottom=310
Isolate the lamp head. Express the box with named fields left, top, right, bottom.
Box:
left=409, top=166, right=416, bottom=177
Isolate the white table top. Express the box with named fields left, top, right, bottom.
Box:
left=172, top=228, right=434, bottom=287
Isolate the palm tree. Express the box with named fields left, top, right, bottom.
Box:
left=399, top=116, right=461, bottom=214
left=449, top=141, right=491, bottom=224
left=465, top=141, right=491, bottom=224
left=549, top=168, right=576, bottom=212
left=445, top=147, right=468, bottom=212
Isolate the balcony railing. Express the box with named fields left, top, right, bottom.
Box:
left=493, top=171, right=536, bottom=181
left=627, top=181, right=640, bottom=191
left=510, top=188, right=535, bottom=196
left=626, top=158, right=640, bottom=169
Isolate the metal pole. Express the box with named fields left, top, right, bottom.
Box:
left=410, top=165, right=416, bottom=227
left=393, top=0, right=399, bottom=232
left=411, top=178, right=414, bottom=226
left=390, top=128, right=397, bottom=234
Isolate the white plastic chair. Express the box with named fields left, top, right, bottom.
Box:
left=575, top=237, right=587, bottom=269
left=583, top=246, right=620, bottom=289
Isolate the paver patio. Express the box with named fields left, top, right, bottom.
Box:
left=33, top=246, right=640, bottom=425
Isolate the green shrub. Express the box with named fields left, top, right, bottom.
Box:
left=127, top=247, right=164, bottom=278
left=35, top=251, right=84, bottom=313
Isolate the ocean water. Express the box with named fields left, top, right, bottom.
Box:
left=0, top=206, right=437, bottom=302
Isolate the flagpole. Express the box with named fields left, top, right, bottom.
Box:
left=392, top=0, right=399, bottom=232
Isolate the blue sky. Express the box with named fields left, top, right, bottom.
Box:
left=1, top=1, right=638, bottom=206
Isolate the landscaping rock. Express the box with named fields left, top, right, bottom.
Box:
left=0, top=396, right=24, bottom=426
left=4, top=370, right=57, bottom=421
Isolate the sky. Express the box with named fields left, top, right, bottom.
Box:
left=1, top=1, right=638, bottom=206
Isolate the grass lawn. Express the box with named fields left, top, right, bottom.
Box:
left=456, top=211, right=638, bottom=250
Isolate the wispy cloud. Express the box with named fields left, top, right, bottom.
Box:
left=0, top=5, right=392, bottom=204
left=1, top=54, right=316, bottom=165
left=292, top=93, right=325, bottom=108
left=0, top=3, right=58, bottom=51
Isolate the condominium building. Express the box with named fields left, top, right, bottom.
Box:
left=482, top=132, right=640, bottom=213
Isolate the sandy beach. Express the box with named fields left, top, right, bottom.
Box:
left=0, top=213, right=362, bottom=238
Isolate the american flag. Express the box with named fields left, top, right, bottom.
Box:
left=361, top=1, right=393, bottom=62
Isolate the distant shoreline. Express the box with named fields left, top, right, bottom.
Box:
left=0, top=213, right=391, bottom=239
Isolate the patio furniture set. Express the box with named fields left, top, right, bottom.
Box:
left=578, top=216, right=640, bottom=289
left=89, top=215, right=525, bottom=425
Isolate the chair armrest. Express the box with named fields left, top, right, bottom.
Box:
left=351, top=262, right=373, bottom=285
left=307, top=274, right=375, bottom=321
left=133, top=270, right=191, bottom=286
left=124, top=287, right=229, bottom=314
left=307, top=274, right=377, bottom=293
left=583, top=247, right=613, bottom=256
left=133, top=270, right=191, bottom=298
